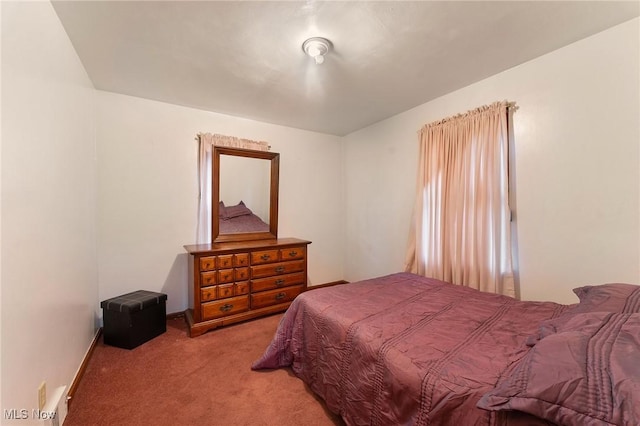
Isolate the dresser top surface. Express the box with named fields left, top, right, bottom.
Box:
left=184, top=237, right=311, bottom=255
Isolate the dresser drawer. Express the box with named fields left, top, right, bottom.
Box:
left=217, top=283, right=234, bottom=299
left=251, top=260, right=305, bottom=279
left=217, top=254, right=234, bottom=269
left=218, top=268, right=234, bottom=284
left=235, top=267, right=249, bottom=281
left=251, top=249, right=280, bottom=265
left=234, top=253, right=249, bottom=267
left=280, top=246, right=305, bottom=261
left=251, top=285, right=303, bottom=309
left=202, top=296, right=249, bottom=320
left=201, top=271, right=217, bottom=287
left=200, top=256, right=216, bottom=271
left=251, top=272, right=305, bottom=293
left=201, top=286, right=217, bottom=302
left=235, top=281, right=249, bottom=295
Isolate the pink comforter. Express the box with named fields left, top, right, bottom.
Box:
left=219, top=213, right=269, bottom=234
left=252, top=273, right=569, bottom=426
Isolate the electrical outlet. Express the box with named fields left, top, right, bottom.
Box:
left=38, top=381, right=46, bottom=410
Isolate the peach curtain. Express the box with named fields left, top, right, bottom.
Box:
left=405, top=101, right=515, bottom=296
left=196, top=134, right=270, bottom=243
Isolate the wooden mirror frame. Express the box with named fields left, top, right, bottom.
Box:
left=212, top=146, right=279, bottom=243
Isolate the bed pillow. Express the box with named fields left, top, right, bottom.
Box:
left=572, top=283, right=640, bottom=313
left=218, top=201, right=227, bottom=219
left=224, top=201, right=253, bottom=219
left=524, top=283, right=640, bottom=347
left=477, top=311, right=640, bottom=426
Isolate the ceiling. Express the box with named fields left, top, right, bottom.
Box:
left=52, top=1, right=639, bottom=136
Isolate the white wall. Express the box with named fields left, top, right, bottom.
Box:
left=344, top=18, right=640, bottom=304
left=95, top=92, right=344, bottom=315
left=1, top=1, right=97, bottom=422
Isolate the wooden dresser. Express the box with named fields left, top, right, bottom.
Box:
left=184, top=238, right=311, bottom=337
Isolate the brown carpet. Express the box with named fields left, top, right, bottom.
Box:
left=65, top=314, right=345, bottom=426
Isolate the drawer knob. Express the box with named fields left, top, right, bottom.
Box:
left=275, top=279, right=285, bottom=286
left=261, top=254, right=271, bottom=261
left=220, top=304, right=233, bottom=312
left=275, top=266, right=285, bottom=273
left=275, top=292, right=286, bottom=301
left=289, top=251, right=298, bottom=257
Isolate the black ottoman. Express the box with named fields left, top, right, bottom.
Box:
left=101, top=290, right=168, bottom=349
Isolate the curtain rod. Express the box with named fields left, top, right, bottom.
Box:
left=195, top=133, right=271, bottom=150
left=422, top=100, right=517, bottom=131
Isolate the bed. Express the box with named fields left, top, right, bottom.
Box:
left=252, top=272, right=640, bottom=426
left=219, top=200, right=269, bottom=234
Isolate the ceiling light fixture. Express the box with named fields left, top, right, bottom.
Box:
left=302, top=37, right=332, bottom=65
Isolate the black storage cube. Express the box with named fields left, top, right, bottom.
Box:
left=101, top=290, right=168, bottom=349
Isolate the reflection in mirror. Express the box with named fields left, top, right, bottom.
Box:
left=212, top=147, right=279, bottom=243
left=219, top=155, right=271, bottom=228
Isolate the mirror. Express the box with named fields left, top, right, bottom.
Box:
left=212, top=147, right=279, bottom=243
